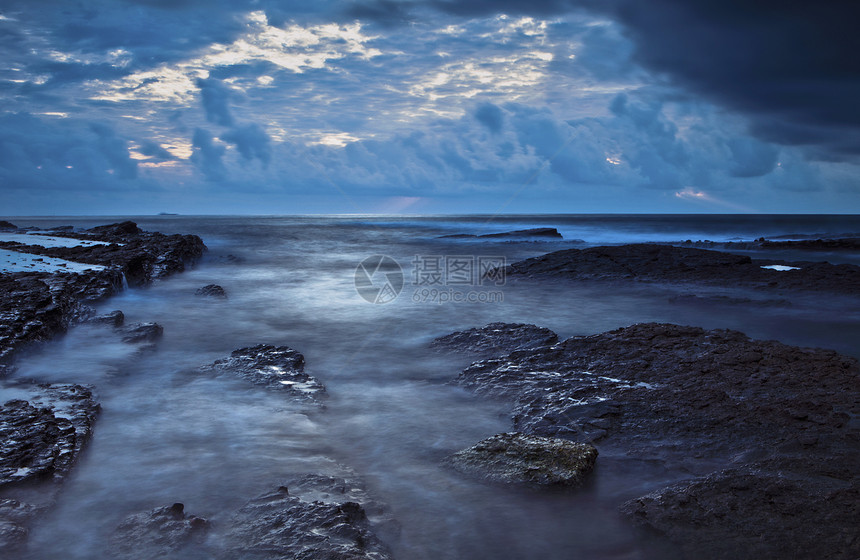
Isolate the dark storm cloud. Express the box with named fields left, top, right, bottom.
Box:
left=221, top=123, right=271, bottom=166
left=196, top=78, right=234, bottom=127
left=474, top=102, right=504, bottom=133
left=0, top=113, right=139, bottom=189
left=191, top=128, right=226, bottom=180
left=350, top=0, right=860, bottom=159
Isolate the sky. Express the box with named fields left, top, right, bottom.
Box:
left=1, top=0, right=859, bottom=215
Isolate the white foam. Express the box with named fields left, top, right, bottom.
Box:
left=760, top=265, right=801, bottom=271
left=0, top=249, right=105, bottom=274
left=0, top=233, right=114, bottom=248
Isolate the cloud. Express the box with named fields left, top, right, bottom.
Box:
left=191, top=128, right=226, bottom=180
left=221, top=123, right=271, bottom=165
left=196, top=78, right=234, bottom=126
left=474, top=102, right=504, bottom=133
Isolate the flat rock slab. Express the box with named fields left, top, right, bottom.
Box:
left=444, top=432, right=597, bottom=488
left=201, top=344, right=327, bottom=403
left=221, top=486, right=393, bottom=560
left=110, top=503, right=211, bottom=560
left=498, top=243, right=860, bottom=294
left=440, top=227, right=563, bottom=239
left=431, top=322, right=558, bottom=358
left=453, top=322, right=860, bottom=558
left=0, top=383, right=100, bottom=487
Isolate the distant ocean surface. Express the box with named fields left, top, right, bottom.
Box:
left=5, top=214, right=860, bottom=559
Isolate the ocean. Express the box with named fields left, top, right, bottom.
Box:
left=5, top=214, right=860, bottom=559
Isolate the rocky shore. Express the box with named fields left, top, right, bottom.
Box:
left=497, top=243, right=860, bottom=294
left=435, top=321, right=860, bottom=559
left=0, top=221, right=206, bottom=554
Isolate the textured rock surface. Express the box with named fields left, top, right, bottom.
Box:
left=0, top=499, right=42, bottom=555
left=0, top=221, right=206, bottom=287
left=444, top=432, right=597, bottom=488
left=118, top=322, right=164, bottom=344
left=0, top=222, right=205, bottom=366
left=621, top=458, right=860, bottom=560
left=430, top=322, right=558, bottom=359
left=451, top=322, right=860, bottom=558
left=194, top=284, right=227, bottom=298
left=0, top=383, right=100, bottom=487
left=221, top=485, right=393, bottom=560
left=201, top=344, right=327, bottom=403
left=110, top=502, right=211, bottom=560
left=498, top=243, right=860, bottom=293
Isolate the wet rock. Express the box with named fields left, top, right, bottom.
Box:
left=0, top=221, right=206, bottom=287
left=684, top=236, right=860, bottom=253
left=444, top=432, right=597, bottom=488
left=440, top=227, right=563, bottom=239
left=0, top=221, right=17, bottom=230
left=498, top=243, right=860, bottom=294
left=0, top=383, right=100, bottom=487
left=0, top=499, right=41, bottom=554
left=110, top=502, right=211, bottom=560
left=201, top=345, right=327, bottom=403
left=86, top=310, right=125, bottom=327
left=622, top=458, right=860, bottom=560
left=118, top=322, right=163, bottom=344
left=195, top=284, right=227, bottom=298
left=221, top=485, right=393, bottom=560
left=453, top=322, right=860, bottom=557
left=431, top=322, right=558, bottom=359
left=0, top=269, right=124, bottom=363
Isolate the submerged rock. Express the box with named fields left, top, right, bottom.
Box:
left=497, top=243, right=860, bottom=294
left=221, top=485, right=393, bottom=560
left=194, top=284, right=227, bottom=298
left=0, top=383, right=99, bottom=487
left=444, top=432, right=597, bottom=488
left=431, top=322, right=558, bottom=359
left=110, top=502, right=211, bottom=560
left=0, top=499, right=41, bottom=554
left=201, top=344, right=326, bottom=403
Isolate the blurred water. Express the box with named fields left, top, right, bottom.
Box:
left=5, top=214, right=859, bottom=559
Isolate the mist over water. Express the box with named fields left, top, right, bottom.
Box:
left=5, top=215, right=860, bottom=559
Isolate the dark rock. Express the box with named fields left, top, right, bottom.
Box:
left=0, top=221, right=206, bottom=287
left=195, top=284, right=227, bottom=298
left=201, top=345, right=326, bottom=403
left=110, top=502, right=211, bottom=560
left=686, top=236, right=860, bottom=252
left=430, top=322, right=558, bottom=358
left=0, top=270, right=124, bottom=363
left=498, top=243, right=860, bottom=294
left=118, top=322, right=163, bottom=344
left=440, top=227, right=563, bottom=239
left=87, top=221, right=142, bottom=237
left=0, top=221, right=17, bottom=230
left=86, top=310, right=125, bottom=327
left=0, top=383, right=100, bottom=487
left=621, top=458, right=860, bottom=560
left=454, top=322, right=860, bottom=557
left=221, top=485, right=393, bottom=560
left=444, top=432, right=597, bottom=488
left=0, top=499, right=42, bottom=554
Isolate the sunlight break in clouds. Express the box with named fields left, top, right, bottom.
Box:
left=87, top=12, right=382, bottom=104
left=675, top=188, right=754, bottom=213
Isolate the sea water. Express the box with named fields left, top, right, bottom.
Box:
left=3, top=214, right=859, bottom=559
